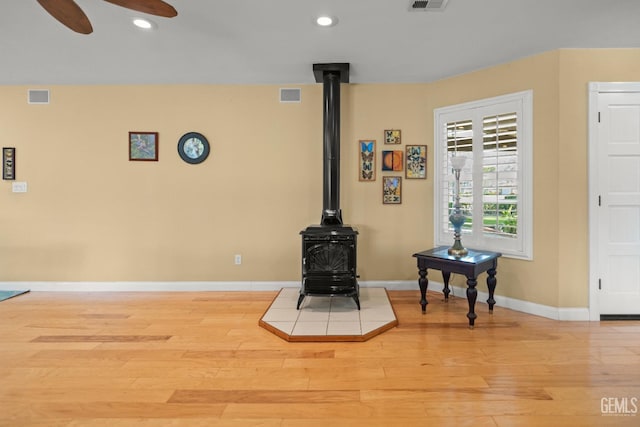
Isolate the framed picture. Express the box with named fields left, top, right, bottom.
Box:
left=406, top=145, right=427, bottom=179
left=3, top=147, right=15, bottom=180
left=382, top=176, right=402, bottom=204
left=129, top=132, right=158, bottom=161
left=178, top=132, right=210, bottom=164
left=359, top=140, right=376, bottom=181
left=384, top=129, right=401, bottom=144
left=382, top=150, right=403, bottom=171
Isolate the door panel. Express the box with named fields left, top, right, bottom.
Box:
left=597, top=93, right=640, bottom=314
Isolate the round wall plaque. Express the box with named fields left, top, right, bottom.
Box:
left=177, top=132, right=210, bottom=164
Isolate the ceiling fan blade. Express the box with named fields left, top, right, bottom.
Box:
left=37, top=0, right=93, bottom=34
left=102, top=0, right=178, bottom=18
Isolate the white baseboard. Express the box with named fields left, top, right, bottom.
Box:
left=0, top=281, right=299, bottom=292
left=0, top=280, right=590, bottom=321
left=368, top=280, right=590, bottom=321
left=428, top=282, right=590, bottom=321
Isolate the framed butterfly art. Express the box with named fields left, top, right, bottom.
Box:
left=359, top=140, right=376, bottom=181
left=384, top=129, right=401, bottom=144
left=405, top=145, right=427, bottom=179
left=382, top=176, right=402, bottom=204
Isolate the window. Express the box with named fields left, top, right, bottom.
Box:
left=434, top=90, right=533, bottom=259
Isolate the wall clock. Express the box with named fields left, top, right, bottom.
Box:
left=177, top=132, right=210, bottom=164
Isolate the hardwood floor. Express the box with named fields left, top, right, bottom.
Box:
left=1, top=290, right=639, bottom=426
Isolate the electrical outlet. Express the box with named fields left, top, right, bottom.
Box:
left=234, top=254, right=242, bottom=265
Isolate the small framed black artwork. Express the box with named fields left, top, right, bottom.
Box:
left=178, top=132, right=210, bottom=164
left=129, top=132, right=158, bottom=161
left=3, top=147, right=15, bottom=180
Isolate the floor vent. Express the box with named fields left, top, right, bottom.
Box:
left=280, top=88, right=301, bottom=103
left=409, top=0, right=449, bottom=12
left=28, top=89, right=50, bottom=104
left=600, top=314, right=640, bottom=320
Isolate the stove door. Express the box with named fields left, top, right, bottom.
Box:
left=304, top=241, right=352, bottom=274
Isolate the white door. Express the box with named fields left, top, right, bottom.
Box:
left=593, top=89, right=640, bottom=315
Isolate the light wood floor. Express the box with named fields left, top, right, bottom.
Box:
left=1, top=290, right=639, bottom=426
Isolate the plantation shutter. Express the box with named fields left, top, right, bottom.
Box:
left=445, top=119, right=473, bottom=234
left=481, top=113, right=518, bottom=238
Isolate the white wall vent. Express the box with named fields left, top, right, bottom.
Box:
left=409, top=0, right=449, bottom=12
left=28, top=89, right=50, bottom=104
left=280, top=88, right=301, bottom=103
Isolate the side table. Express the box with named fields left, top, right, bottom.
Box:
left=413, top=246, right=502, bottom=328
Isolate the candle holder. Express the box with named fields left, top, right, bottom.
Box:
left=448, top=155, right=468, bottom=257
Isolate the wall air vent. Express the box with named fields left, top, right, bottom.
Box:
left=409, top=0, right=449, bottom=12
left=28, top=89, right=50, bottom=104
left=280, top=88, right=301, bottom=103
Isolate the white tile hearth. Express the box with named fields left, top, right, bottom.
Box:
left=259, top=287, right=398, bottom=342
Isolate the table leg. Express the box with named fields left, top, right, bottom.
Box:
left=486, top=268, right=497, bottom=313
left=418, top=267, right=429, bottom=313
left=466, top=276, right=478, bottom=328
left=441, top=271, right=451, bottom=301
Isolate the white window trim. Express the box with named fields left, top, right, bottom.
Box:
left=433, top=90, right=533, bottom=260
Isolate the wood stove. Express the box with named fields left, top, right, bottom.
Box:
left=298, top=63, right=360, bottom=310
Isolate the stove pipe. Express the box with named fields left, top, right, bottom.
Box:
left=314, top=63, right=350, bottom=226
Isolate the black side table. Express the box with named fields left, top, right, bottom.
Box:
left=413, top=246, right=502, bottom=328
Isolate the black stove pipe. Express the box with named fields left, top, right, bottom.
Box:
left=321, top=71, right=342, bottom=225
left=314, top=63, right=349, bottom=226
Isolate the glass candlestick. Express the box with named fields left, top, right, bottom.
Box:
left=448, top=155, right=468, bottom=257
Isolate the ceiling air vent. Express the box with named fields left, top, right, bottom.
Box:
left=28, top=89, right=50, bottom=104
left=409, top=0, right=449, bottom=12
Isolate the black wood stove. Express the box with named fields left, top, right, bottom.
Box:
left=298, top=63, right=360, bottom=310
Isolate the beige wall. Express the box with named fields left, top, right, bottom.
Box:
left=428, top=51, right=562, bottom=306
left=1, top=48, right=639, bottom=308
left=556, top=49, right=640, bottom=307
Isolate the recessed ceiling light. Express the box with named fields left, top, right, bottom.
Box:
left=133, top=18, right=156, bottom=30
left=316, top=16, right=337, bottom=27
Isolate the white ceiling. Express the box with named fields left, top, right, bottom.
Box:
left=2, top=0, right=640, bottom=86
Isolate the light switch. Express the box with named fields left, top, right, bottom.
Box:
left=12, top=182, right=27, bottom=193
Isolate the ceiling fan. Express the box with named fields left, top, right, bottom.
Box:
left=37, top=0, right=178, bottom=34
